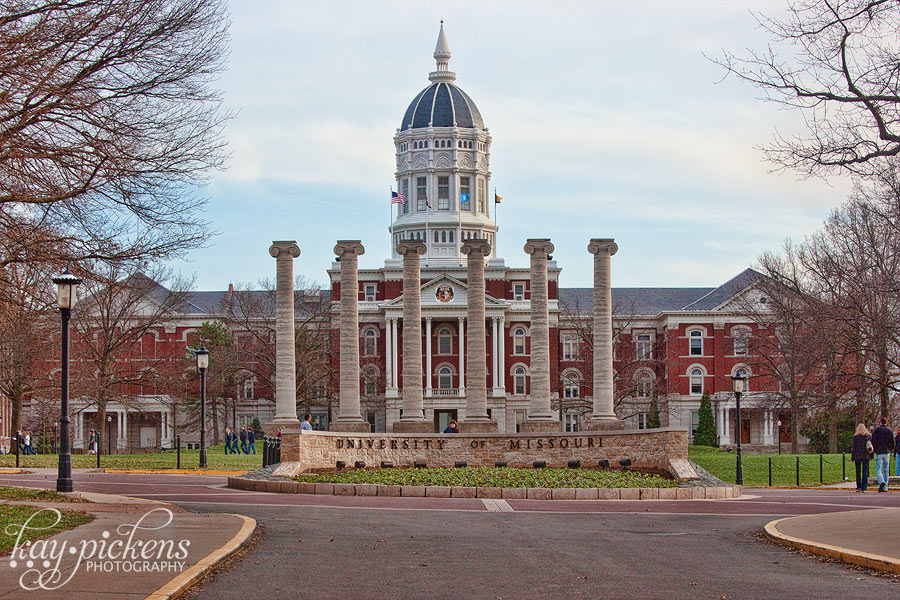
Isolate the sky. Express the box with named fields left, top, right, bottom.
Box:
left=170, top=0, right=854, bottom=292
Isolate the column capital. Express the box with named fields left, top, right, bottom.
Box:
left=588, top=238, right=618, bottom=256
left=425, top=316, right=432, bottom=322
left=397, top=240, right=427, bottom=256
left=269, top=240, right=301, bottom=259
left=334, top=240, right=365, bottom=258
left=524, top=238, right=554, bottom=256
left=461, top=239, right=491, bottom=256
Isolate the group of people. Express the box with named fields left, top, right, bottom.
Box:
left=851, top=417, right=900, bottom=492
left=224, top=425, right=257, bottom=455
left=14, top=431, right=36, bottom=455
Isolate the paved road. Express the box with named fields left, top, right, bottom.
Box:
left=1, top=471, right=897, bottom=599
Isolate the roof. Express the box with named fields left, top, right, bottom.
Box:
left=400, top=82, right=484, bottom=130
left=680, top=268, right=762, bottom=311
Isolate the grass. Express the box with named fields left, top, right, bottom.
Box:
left=0, top=505, right=93, bottom=553
left=0, top=442, right=262, bottom=471
left=0, top=486, right=84, bottom=503
left=689, top=445, right=853, bottom=487
left=295, top=466, right=676, bottom=488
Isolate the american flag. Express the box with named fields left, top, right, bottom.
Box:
left=391, top=191, right=405, bottom=204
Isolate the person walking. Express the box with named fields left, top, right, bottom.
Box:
left=852, top=423, right=873, bottom=493
left=224, top=428, right=232, bottom=454
left=239, top=425, right=248, bottom=454
left=247, top=425, right=256, bottom=454
left=24, top=431, right=32, bottom=455
left=895, top=427, right=900, bottom=477
left=872, top=417, right=894, bottom=492
left=88, top=430, right=97, bottom=455
left=300, top=414, right=313, bottom=431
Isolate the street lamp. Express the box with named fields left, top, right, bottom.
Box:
left=107, top=415, right=112, bottom=455
left=196, top=346, right=209, bottom=469
left=52, top=269, right=81, bottom=493
left=776, top=419, right=782, bottom=455
left=732, top=373, right=745, bottom=486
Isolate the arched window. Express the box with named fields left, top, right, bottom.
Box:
left=441, top=231, right=447, bottom=243
left=514, top=367, right=527, bottom=395
left=513, top=328, right=526, bottom=355
left=689, top=330, right=703, bottom=356
left=363, top=328, right=377, bottom=356
left=434, top=231, right=439, bottom=243
left=636, top=373, right=653, bottom=398
left=438, top=367, right=452, bottom=389
left=449, top=231, right=454, bottom=243
left=690, top=368, right=703, bottom=395
left=563, top=373, right=579, bottom=399
left=363, top=367, right=378, bottom=396
left=733, top=327, right=750, bottom=356
left=438, top=327, right=452, bottom=354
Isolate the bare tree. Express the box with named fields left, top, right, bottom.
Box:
left=0, top=0, right=231, bottom=271
left=68, top=264, right=191, bottom=449
left=714, top=0, right=900, bottom=178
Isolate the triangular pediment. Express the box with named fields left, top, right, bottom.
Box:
left=381, top=274, right=507, bottom=309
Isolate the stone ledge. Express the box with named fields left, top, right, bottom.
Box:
left=225, top=478, right=741, bottom=501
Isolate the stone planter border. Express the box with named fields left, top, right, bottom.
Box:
left=227, top=477, right=740, bottom=500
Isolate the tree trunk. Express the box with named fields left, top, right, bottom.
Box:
left=827, top=412, right=838, bottom=454
left=211, top=397, right=219, bottom=446
left=791, top=403, right=800, bottom=454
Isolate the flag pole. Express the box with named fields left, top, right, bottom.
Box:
left=458, top=193, right=463, bottom=266
left=390, top=187, right=394, bottom=258
left=494, top=187, right=499, bottom=258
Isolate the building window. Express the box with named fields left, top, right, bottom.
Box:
left=513, top=328, right=526, bottom=355
left=637, top=413, right=649, bottom=430
left=363, top=328, right=377, bottom=356
left=416, top=176, right=427, bottom=211
left=402, top=179, right=409, bottom=214
left=514, top=367, right=527, bottom=395
left=364, top=284, right=376, bottom=302
left=690, top=410, right=700, bottom=438
left=477, top=178, right=486, bottom=213
left=562, top=334, right=578, bottom=360
left=513, top=283, right=525, bottom=300
left=563, top=373, right=579, bottom=399
left=515, top=410, right=526, bottom=433
left=689, top=330, right=703, bottom=356
left=690, top=368, right=703, bottom=395
left=437, top=175, right=449, bottom=210
left=733, top=328, right=749, bottom=356
left=438, top=327, right=452, bottom=354
left=363, top=367, right=378, bottom=396
left=460, top=176, right=470, bottom=210
left=564, top=412, right=580, bottom=432
left=438, top=367, right=452, bottom=389
left=636, top=374, right=653, bottom=398
left=636, top=333, right=653, bottom=360
left=243, top=378, right=254, bottom=401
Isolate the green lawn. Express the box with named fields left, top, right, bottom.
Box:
left=0, top=486, right=85, bottom=503
left=0, top=442, right=262, bottom=471
left=295, top=466, right=676, bottom=488
left=0, top=505, right=93, bottom=553
left=689, top=445, right=853, bottom=487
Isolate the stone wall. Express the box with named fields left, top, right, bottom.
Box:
left=280, top=427, right=698, bottom=480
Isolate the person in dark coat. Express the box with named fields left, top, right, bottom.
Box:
left=851, top=423, right=873, bottom=493
left=247, top=426, right=256, bottom=454
left=871, top=417, right=894, bottom=492
left=224, top=428, right=233, bottom=454
left=895, top=428, right=900, bottom=477
left=239, top=425, right=248, bottom=454
left=443, top=419, right=459, bottom=434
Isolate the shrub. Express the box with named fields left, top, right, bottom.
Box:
left=693, top=391, right=717, bottom=447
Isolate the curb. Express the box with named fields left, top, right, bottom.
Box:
left=226, top=477, right=741, bottom=500
left=103, top=469, right=248, bottom=475
left=144, top=513, right=257, bottom=600
left=764, top=517, right=900, bottom=574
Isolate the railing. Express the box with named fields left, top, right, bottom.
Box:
left=433, top=388, right=460, bottom=397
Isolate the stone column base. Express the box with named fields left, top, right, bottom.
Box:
left=392, top=420, right=433, bottom=433
left=585, top=418, right=627, bottom=431
left=459, top=420, right=497, bottom=433
left=330, top=420, right=372, bottom=433
left=264, top=418, right=301, bottom=436
left=520, top=420, right=561, bottom=433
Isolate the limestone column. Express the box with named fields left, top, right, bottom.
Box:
left=332, top=240, right=369, bottom=432
left=498, top=316, right=506, bottom=394
left=391, top=319, right=399, bottom=387
left=385, top=317, right=393, bottom=390
left=460, top=239, right=496, bottom=432
left=394, top=240, right=430, bottom=432
left=521, top=239, right=559, bottom=432
left=425, top=317, right=433, bottom=397
left=457, top=317, right=465, bottom=395
left=267, top=241, right=303, bottom=432
left=588, top=238, right=625, bottom=429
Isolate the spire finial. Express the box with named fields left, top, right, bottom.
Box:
left=430, top=21, right=455, bottom=82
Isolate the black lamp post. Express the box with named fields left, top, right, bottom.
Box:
left=196, top=346, right=209, bottom=469
left=52, top=269, right=81, bottom=493
left=732, top=373, right=745, bottom=485
left=107, top=415, right=112, bottom=455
